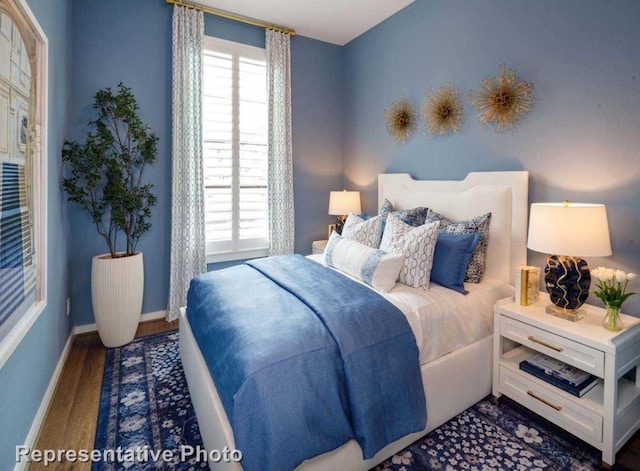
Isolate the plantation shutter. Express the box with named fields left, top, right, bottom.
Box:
left=0, top=162, right=36, bottom=326
left=203, top=37, right=268, bottom=259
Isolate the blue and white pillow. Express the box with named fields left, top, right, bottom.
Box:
left=380, top=213, right=440, bottom=290
left=341, top=213, right=383, bottom=248
left=426, top=210, right=492, bottom=283
left=379, top=199, right=429, bottom=229
left=324, top=233, right=404, bottom=292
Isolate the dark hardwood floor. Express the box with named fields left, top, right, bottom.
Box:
left=617, top=430, right=640, bottom=471
left=29, top=320, right=640, bottom=470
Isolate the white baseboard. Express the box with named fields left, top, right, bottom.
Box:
left=72, top=310, right=167, bottom=336
left=14, top=310, right=169, bottom=470
left=13, top=331, right=74, bottom=471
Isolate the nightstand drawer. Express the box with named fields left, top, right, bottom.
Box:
left=500, top=366, right=603, bottom=445
left=500, top=316, right=604, bottom=376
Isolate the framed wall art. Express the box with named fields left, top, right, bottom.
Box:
left=0, top=0, right=48, bottom=369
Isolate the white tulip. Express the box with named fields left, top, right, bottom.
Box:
left=591, top=267, right=607, bottom=281
left=616, top=270, right=627, bottom=283
left=627, top=273, right=637, bottom=281
left=597, top=268, right=612, bottom=282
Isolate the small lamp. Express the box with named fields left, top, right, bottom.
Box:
left=328, top=190, right=361, bottom=235
left=527, top=201, right=612, bottom=321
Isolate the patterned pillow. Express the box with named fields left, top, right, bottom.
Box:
left=426, top=210, right=492, bottom=283
left=379, top=199, right=429, bottom=229
left=324, top=233, right=404, bottom=292
left=379, top=214, right=440, bottom=290
left=341, top=213, right=383, bottom=248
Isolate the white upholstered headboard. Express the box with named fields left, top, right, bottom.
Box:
left=378, top=172, right=529, bottom=284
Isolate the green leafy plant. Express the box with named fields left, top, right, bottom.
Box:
left=62, top=83, right=158, bottom=258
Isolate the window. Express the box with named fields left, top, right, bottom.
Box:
left=203, top=37, right=269, bottom=263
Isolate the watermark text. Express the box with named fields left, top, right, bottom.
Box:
left=16, top=445, right=242, bottom=466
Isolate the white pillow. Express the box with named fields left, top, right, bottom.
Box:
left=380, top=214, right=439, bottom=290
left=324, top=233, right=404, bottom=292
left=341, top=213, right=383, bottom=248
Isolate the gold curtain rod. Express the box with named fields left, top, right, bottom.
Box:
left=166, top=0, right=296, bottom=36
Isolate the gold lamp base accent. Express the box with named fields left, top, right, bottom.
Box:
left=545, top=304, right=586, bottom=322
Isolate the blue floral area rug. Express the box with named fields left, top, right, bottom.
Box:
left=94, top=330, right=620, bottom=471
left=93, top=329, right=208, bottom=470
left=374, top=397, right=609, bottom=471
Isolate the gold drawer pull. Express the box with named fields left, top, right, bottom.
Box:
left=527, top=390, right=562, bottom=411
left=528, top=336, right=563, bottom=352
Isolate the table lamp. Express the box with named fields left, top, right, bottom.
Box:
left=328, top=190, right=361, bottom=235
left=527, top=201, right=612, bottom=321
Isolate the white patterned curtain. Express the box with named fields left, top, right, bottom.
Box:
left=266, top=30, right=295, bottom=255
left=167, top=6, right=206, bottom=322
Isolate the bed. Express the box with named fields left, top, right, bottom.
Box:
left=179, top=171, right=529, bottom=470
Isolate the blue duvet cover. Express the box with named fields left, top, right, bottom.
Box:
left=186, top=255, right=425, bottom=470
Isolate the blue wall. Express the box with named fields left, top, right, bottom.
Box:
left=343, top=0, right=640, bottom=315
left=69, top=0, right=173, bottom=326
left=69, top=0, right=343, bottom=325
left=0, top=0, right=72, bottom=467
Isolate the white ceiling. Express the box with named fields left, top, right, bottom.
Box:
left=197, top=0, right=415, bottom=45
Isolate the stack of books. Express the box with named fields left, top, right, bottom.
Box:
left=519, top=353, right=599, bottom=397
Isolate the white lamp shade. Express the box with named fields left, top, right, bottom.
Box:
left=328, top=191, right=361, bottom=216
left=527, top=202, right=612, bottom=257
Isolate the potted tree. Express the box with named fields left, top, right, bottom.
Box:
left=62, top=83, right=158, bottom=347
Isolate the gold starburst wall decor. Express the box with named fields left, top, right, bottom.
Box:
left=421, top=83, right=464, bottom=138
left=469, top=64, right=535, bottom=132
left=385, top=96, right=417, bottom=145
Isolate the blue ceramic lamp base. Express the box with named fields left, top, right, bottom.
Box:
left=334, top=215, right=347, bottom=235
left=544, top=254, right=591, bottom=322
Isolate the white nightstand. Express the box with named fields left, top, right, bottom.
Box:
left=312, top=240, right=328, bottom=255
left=493, top=293, right=640, bottom=466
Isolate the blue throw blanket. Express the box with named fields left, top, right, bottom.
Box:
left=187, top=255, right=425, bottom=470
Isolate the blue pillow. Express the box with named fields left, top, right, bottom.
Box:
left=430, top=233, right=480, bottom=294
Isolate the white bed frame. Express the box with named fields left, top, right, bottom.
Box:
left=179, top=171, right=529, bottom=470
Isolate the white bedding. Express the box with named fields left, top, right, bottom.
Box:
left=308, top=254, right=513, bottom=364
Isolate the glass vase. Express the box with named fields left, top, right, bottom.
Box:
left=602, top=304, right=624, bottom=332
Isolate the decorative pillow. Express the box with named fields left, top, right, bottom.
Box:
left=379, top=214, right=439, bottom=290
left=379, top=199, right=429, bottom=229
left=427, top=210, right=492, bottom=283
left=324, top=233, right=404, bottom=292
left=431, top=233, right=481, bottom=294
left=341, top=212, right=383, bottom=248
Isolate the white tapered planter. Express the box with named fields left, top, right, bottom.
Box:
left=91, top=252, right=143, bottom=347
